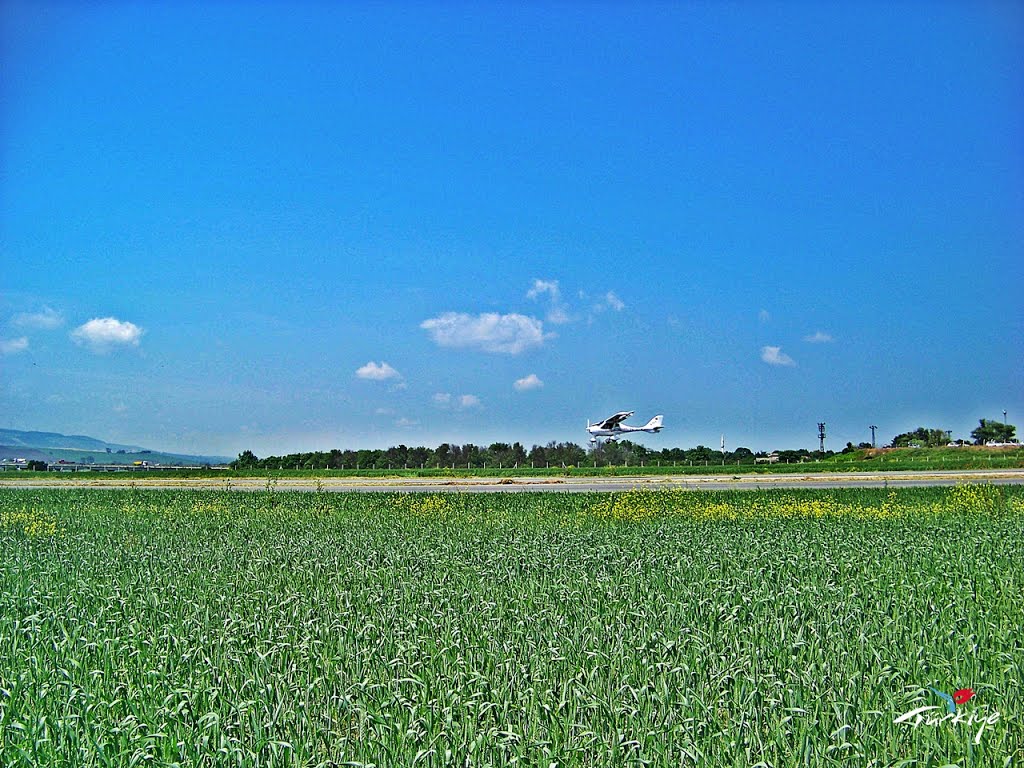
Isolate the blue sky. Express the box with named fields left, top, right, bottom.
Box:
left=2, top=1, right=1022, bottom=457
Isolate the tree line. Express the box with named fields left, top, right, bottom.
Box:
left=889, top=419, right=1017, bottom=448
left=232, top=417, right=1018, bottom=471
left=230, top=441, right=813, bottom=471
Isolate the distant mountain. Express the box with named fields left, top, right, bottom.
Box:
left=0, top=429, right=231, bottom=466
left=0, top=429, right=142, bottom=452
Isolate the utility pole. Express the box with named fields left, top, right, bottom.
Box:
left=818, top=422, right=826, bottom=453
left=869, top=425, right=877, bottom=448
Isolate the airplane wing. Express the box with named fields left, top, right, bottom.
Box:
left=596, top=411, right=633, bottom=429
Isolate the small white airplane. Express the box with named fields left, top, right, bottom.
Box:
left=587, top=411, right=664, bottom=444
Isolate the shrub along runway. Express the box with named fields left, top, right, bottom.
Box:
left=2, top=468, right=1023, bottom=492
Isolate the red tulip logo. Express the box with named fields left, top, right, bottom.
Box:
left=953, top=688, right=975, bottom=705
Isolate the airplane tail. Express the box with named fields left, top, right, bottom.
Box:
left=643, top=414, right=664, bottom=432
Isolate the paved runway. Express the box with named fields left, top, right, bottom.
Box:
left=2, top=469, right=1022, bottom=492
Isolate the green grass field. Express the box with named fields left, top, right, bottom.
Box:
left=1, top=486, right=1022, bottom=766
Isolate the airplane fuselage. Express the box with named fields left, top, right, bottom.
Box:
left=587, top=412, right=664, bottom=442
left=588, top=424, right=654, bottom=439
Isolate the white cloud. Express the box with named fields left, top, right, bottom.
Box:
left=70, top=317, right=143, bottom=352
left=761, top=346, right=796, bottom=367
left=395, top=417, right=419, bottom=428
left=421, top=312, right=548, bottom=354
left=804, top=331, right=834, bottom=343
left=13, top=306, right=63, bottom=330
left=591, top=290, right=626, bottom=315
left=759, top=309, right=771, bottom=323
left=527, top=279, right=571, bottom=325
left=458, top=394, right=481, bottom=409
left=526, top=279, right=560, bottom=301
left=0, top=337, right=29, bottom=355
left=355, top=361, right=401, bottom=381
left=433, top=392, right=481, bottom=410
left=514, top=373, right=544, bottom=391
left=546, top=306, right=570, bottom=324
left=604, top=291, right=625, bottom=311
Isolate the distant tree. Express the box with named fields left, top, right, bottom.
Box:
left=971, top=419, right=1017, bottom=445
left=623, top=441, right=649, bottom=461
left=687, top=445, right=715, bottom=463
left=731, top=447, right=755, bottom=463
left=510, top=442, right=527, bottom=466
left=232, top=450, right=259, bottom=469
left=528, top=444, right=548, bottom=465
left=776, top=449, right=813, bottom=463
left=27, top=460, right=47, bottom=472
left=408, top=446, right=431, bottom=468
left=532, top=441, right=585, bottom=467
left=841, top=440, right=874, bottom=454
left=383, top=445, right=408, bottom=468
left=596, top=441, right=625, bottom=465
left=433, top=443, right=452, bottom=467
left=457, top=443, right=484, bottom=467
left=892, top=427, right=949, bottom=448
left=658, top=447, right=688, bottom=464
left=559, top=442, right=586, bottom=466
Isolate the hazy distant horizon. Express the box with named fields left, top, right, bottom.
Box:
left=1, top=419, right=1012, bottom=461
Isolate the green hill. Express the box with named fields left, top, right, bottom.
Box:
left=0, top=429, right=230, bottom=466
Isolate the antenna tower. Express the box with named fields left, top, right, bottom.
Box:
left=817, top=422, right=826, bottom=453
